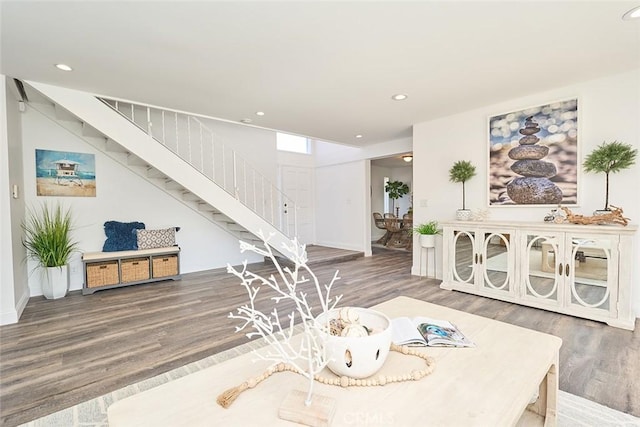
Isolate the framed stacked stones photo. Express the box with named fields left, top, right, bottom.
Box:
left=488, top=98, right=578, bottom=206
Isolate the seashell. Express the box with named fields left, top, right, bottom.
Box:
left=341, top=324, right=369, bottom=337
left=338, top=307, right=360, bottom=324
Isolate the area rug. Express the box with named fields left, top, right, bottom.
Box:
left=21, top=338, right=640, bottom=427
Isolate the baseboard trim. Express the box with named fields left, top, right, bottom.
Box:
left=0, top=287, right=30, bottom=325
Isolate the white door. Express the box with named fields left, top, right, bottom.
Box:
left=280, top=166, right=314, bottom=245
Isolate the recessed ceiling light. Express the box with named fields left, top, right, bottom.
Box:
left=403, top=155, right=413, bottom=163
left=240, top=118, right=252, bottom=124
left=255, top=111, right=265, bottom=116
left=622, top=6, right=640, bottom=20
left=355, top=134, right=363, bottom=138
left=55, top=63, right=73, bottom=71
left=391, top=94, right=408, bottom=101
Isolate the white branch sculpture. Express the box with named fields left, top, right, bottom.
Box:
left=227, top=231, right=343, bottom=405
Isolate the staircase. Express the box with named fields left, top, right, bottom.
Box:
left=22, top=80, right=298, bottom=256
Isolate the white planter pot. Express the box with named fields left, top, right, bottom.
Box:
left=456, top=209, right=472, bottom=221
left=42, top=265, right=69, bottom=299
left=419, top=234, right=436, bottom=248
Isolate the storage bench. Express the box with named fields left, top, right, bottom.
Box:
left=82, top=246, right=181, bottom=294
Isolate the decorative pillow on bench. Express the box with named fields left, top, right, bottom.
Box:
left=102, top=221, right=146, bottom=252
left=136, top=227, right=177, bottom=250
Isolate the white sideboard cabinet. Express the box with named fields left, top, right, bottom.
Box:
left=441, top=220, right=637, bottom=330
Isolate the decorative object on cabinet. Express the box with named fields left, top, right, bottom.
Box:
left=543, top=206, right=565, bottom=223
left=22, top=202, right=78, bottom=299
left=448, top=160, right=476, bottom=220
left=560, top=206, right=629, bottom=226
left=471, top=208, right=489, bottom=221
left=441, top=220, right=637, bottom=330
left=583, top=141, right=637, bottom=214
left=384, top=180, right=410, bottom=216
left=488, top=98, right=578, bottom=206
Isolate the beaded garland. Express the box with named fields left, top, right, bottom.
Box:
left=216, top=343, right=436, bottom=408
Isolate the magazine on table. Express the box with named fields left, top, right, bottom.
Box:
left=391, top=316, right=475, bottom=347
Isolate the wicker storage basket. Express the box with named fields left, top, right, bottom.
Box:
left=86, top=261, right=119, bottom=288
left=152, top=254, right=179, bottom=278
left=121, top=257, right=150, bottom=283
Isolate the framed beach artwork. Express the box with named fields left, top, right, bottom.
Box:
left=488, top=98, right=578, bottom=206
left=36, top=149, right=96, bottom=197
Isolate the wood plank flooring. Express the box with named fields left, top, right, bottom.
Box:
left=1, top=245, right=638, bottom=426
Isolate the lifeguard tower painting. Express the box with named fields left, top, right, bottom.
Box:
left=36, top=149, right=96, bottom=197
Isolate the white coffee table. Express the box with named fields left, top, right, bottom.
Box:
left=108, top=296, right=561, bottom=426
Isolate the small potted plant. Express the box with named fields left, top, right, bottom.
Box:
left=385, top=180, right=410, bottom=216
left=22, top=202, right=78, bottom=299
left=583, top=141, right=637, bottom=215
left=449, top=160, right=477, bottom=220
left=413, top=220, right=440, bottom=248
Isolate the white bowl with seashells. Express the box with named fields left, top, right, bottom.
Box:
left=316, top=306, right=392, bottom=379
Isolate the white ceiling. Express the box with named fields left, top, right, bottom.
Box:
left=1, top=1, right=639, bottom=147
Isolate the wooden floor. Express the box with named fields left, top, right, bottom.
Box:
left=1, top=245, right=639, bottom=426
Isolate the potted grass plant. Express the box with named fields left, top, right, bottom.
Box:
left=449, top=160, right=477, bottom=220
left=583, top=141, right=637, bottom=214
left=22, top=202, right=78, bottom=299
left=413, top=221, right=440, bottom=248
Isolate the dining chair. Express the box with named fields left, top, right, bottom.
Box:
left=401, top=213, right=413, bottom=249
left=384, top=214, right=404, bottom=248
left=373, top=212, right=391, bottom=245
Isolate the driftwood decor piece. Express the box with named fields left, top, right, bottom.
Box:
left=560, top=206, right=629, bottom=226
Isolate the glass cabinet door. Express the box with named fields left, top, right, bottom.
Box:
left=521, top=232, right=563, bottom=307
left=452, top=230, right=475, bottom=285
left=566, top=235, right=617, bottom=314
left=479, top=231, right=512, bottom=294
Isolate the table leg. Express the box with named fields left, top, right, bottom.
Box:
left=527, top=354, right=558, bottom=426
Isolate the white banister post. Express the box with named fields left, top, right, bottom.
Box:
left=161, top=110, right=166, bottom=144
left=147, top=107, right=152, bottom=136
left=187, top=116, right=192, bottom=163
left=199, top=123, right=204, bottom=173
left=175, top=112, right=179, bottom=155
left=232, top=150, right=238, bottom=199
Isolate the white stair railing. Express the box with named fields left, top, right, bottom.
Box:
left=97, top=97, right=297, bottom=238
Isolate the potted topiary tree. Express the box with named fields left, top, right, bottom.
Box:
left=583, top=141, right=637, bottom=215
left=22, top=202, right=78, bottom=299
left=449, top=160, right=477, bottom=220
left=412, top=220, right=441, bottom=248
left=385, top=180, right=410, bottom=217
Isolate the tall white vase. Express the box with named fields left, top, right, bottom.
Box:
left=456, top=209, right=472, bottom=221
left=42, top=265, right=69, bottom=299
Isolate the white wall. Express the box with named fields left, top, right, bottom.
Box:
left=1, top=76, right=29, bottom=324
left=20, top=105, right=262, bottom=296
left=318, top=137, right=414, bottom=251
left=315, top=160, right=369, bottom=252
left=371, top=165, right=391, bottom=240
left=315, top=137, right=412, bottom=167
left=412, top=69, right=640, bottom=315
